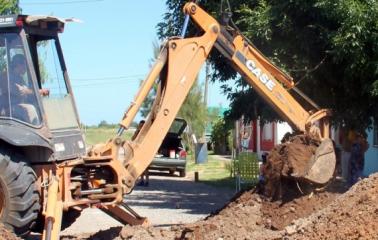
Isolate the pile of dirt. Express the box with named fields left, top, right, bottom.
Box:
left=260, top=177, right=348, bottom=231
left=290, top=173, right=378, bottom=239
left=169, top=185, right=343, bottom=240
left=0, top=224, right=20, bottom=240
left=262, top=134, right=320, bottom=199
left=113, top=192, right=282, bottom=240
left=261, top=190, right=340, bottom=231
left=74, top=181, right=343, bottom=240
left=68, top=174, right=378, bottom=240
left=113, top=175, right=377, bottom=240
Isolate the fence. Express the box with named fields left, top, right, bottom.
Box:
left=233, top=151, right=260, bottom=191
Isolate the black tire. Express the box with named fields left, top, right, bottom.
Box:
left=0, top=151, right=40, bottom=237
left=179, top=169, right=186, bottom=178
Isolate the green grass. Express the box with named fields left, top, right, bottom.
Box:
left=187, top=154, right=235, bottom=189
left=83, top=128, right=235, bottom=189
left=83, top=127, right=133, bottom=146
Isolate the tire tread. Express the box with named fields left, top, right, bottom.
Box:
left=0, top=151, right=40, bottom=236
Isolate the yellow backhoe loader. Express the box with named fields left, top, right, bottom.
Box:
left=0, top=2, right=335, bottom=239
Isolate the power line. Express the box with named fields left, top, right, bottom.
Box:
left=47, top=74, right=145, bottom=82
left=72, top=81, right=141, bottom=88
left=21, top=0, right=104, bottom=5
left=47, top=80, right=142, bottom=89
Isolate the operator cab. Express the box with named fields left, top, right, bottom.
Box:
left=0, top=15, right=85, bottom=161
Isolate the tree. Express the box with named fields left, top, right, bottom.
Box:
left=207, top=106, right=221, bottom=128
left=177, top=80, right=207, bottom=139
left=0, top=0, right=20, bottom=14
left=211, top=117, right=232, bottom=154
left=158, top=0, right=378, bottom=132
left=98, top=120, right=110, bottom=128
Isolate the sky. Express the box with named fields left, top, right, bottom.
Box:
left=19, top=0, right=229, bottom=126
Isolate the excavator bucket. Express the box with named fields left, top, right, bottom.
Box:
left=304, top=138, right=336, bottom=185
left=263, top=135, right=336, bottom=199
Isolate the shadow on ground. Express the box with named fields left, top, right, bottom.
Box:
left=126, top=176, right=234, bottom=215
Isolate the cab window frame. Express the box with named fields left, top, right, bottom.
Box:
left=0, top=29, right=43, bottom=127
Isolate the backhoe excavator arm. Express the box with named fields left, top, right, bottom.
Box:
left=119, top=4, right=221, bottom=188
left=91, top=2, right=333, bottom=194
left=89, top=3, right=221, bottom=193
left=185, top=2, right=331, bottom=136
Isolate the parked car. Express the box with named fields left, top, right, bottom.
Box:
left=148, top=118, right=187, bottom=177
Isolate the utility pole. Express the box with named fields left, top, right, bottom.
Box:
left=195, top=61, right=209, bottom=164
left=204, top=61, right=209, bottom=107
left=203, top=61, right=209, bottom=141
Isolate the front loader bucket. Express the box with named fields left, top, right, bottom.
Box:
left=304, top=138, right=336, bottom=185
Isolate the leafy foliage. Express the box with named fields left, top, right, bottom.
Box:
left=0, top=0, right=20, bottom=14
left=97, top=120, right=118, bottom=129
left=158, top=0, right=378, bottom=132
left=177, top=80, right=207, bottom=139
left=206, top=106, right=221, bottom=131
left=210, top=117, right=232, bottom=154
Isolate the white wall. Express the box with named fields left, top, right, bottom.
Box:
left=275, top=122, right=292, bottom=145
left=364, top=125, right=378, bottom=176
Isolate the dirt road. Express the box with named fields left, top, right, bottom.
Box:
left=61, top=174, right=234, bottom=237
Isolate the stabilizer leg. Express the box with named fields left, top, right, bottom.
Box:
left=101, top=202, right=148, bottom=226
left=42, top=176, right=63, bottom=240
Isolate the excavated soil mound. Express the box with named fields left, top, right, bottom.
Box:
left=290, top=173, right=378, bottom=239
left=261, top=190, right=340, bottom=231
left=263, top=135, right=320, bottom=199
left=260, top=178, right=348, bottom=231
left=114, top=192, right=282, bottom=240
left=68, top=174, right=378, bottom=240
left=113, top=175, right=377, bottom=240
left=72, top=181, right=344, bottom=240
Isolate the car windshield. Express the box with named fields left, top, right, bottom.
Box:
left=168, top=118, right=187, bottom=135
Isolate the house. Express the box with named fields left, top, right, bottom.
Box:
left=363, top=122, right=378, bottom=176
left=237, top=117, right=292, bottom=159
left=238, top=118, right=378, bottom=176
left=331, top=121, right=378, bottom=177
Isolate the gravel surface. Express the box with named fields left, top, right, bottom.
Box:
left=61, top=174, right=234, bottom=237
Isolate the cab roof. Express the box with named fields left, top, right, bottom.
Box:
left=0, top=15, right=65, bottom=32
